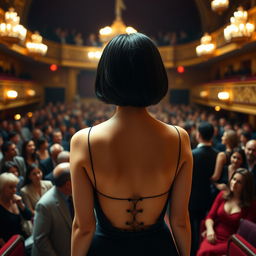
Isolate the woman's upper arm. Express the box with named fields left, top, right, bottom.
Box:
left=169, top=127, right=193, bottom=223
left=70, top=130, right=96, bottom=232
left=211, top=152, right=226, bottom=181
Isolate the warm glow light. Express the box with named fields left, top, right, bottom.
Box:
left=126, top=26, right=137, bottom=34
left=215, top=106, right=221, bottom=111
left=0, top=8, right=27, bottom=42
left=200, top=90, right=209, bottom=98
left=177, top=66, right=185, bottom=74
left=224, top=7, right=254, bottom=41
left=27, top=112, right=33, bottom=118
left=26, top=89, right=36, bottom=96
left=196, top=33, right=216, bottom=56
left=50, top=64, right=58, bottom=71
left=211, top=0, right=229, bottom=13
left=14, top=114, right=21, bottom=120
left=88, top=51, right=102, bottom=60
left=26, top=31, right=48, bottom=56
left=99, top=26, right=112, bottom=36
left=218, top=91, right=230, bottom=100
left=6, top=90, right=18, bottom=99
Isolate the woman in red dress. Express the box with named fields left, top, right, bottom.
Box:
left=197, top=168, right=256, bottom=256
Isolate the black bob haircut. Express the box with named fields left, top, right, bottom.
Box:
left=95, top=33, right=168, bottom=107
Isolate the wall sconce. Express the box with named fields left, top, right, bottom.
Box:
left=26, top=89, right=36, bottom=97
left=215, top=106, right=221, bottom=111
left=88, top=51, right=102, bottom=60
left=200, top=90, right=209, bottom=98
left=5, top=89, right=18, bottom=100
left=218, top=91, right=230, bottom=101
left=14, top=114, right=21, bottom=120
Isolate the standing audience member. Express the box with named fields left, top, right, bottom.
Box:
left=21, top=164, right=52, bottom=215
left=189, top=122, right=218, bottom=255
left=0, top=142, right=27, bottom=178
left=197, top=168, right=256, bottom=256
left=0, top=173, right=32, bottom=246
left=32, top=162, right=73, bottom=256
left=52, top=130, right=69, bottom=151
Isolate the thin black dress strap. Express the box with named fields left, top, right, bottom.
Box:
left=88, top=126, right=97, bottom=189
left=172, top=125, right=181, bottom=178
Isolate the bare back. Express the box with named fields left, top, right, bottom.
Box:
left=83, top=113, right=181, bottom=230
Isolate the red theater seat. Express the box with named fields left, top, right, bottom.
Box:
left=0, top=235, right=25, bottom=256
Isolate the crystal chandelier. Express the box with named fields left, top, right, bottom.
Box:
left=26, top=31, right=48, bottom=56
left=0, top=8, right=27, bottom=43
left=224, top=7, right=255, bottom=41
left=211, top=0, right=229, bottom=14
left=99, top=0, right=137, bottom=44
left=196, top=33, right=216, bottom=56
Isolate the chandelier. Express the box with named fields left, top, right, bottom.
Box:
left=99, top=0, right=137, bottom=43
left=0, top=8, right=27, bottom=44
left=211, top=0, right=229, bottom=14
left=26, top=31, right=48, bottom=56
left=224, top=7, right=255, bottom=41
left=196, top=33, right=216, bottom=56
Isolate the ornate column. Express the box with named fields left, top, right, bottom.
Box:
left=66, top=69, right=79, bottom=104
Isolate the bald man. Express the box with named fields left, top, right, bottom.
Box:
left=245, top=140, right=256, bottom=187
left=32, top=163, right=73, bottom=256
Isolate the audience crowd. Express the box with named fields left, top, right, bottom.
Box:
left=0, top=100, right=256, bottom=255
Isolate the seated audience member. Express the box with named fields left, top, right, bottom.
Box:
left=0, top=142, right=27, bottom=178
left=197, top=168, right=256, bottom=256
left=36, top=137, right=50, bottom=161
left=244, top=140, right=256, bottom=186
left=21, top=164, right=52, bottom=215
left=189, top=122, right=219, bottom=255
left=1, top=161, right=24, bottom=191
left=32, top=162, right=73, bottom=256
left=39, top=143, right=63, bottom=177
left=211, top=130, right=239, bottom=185
left=0, top=173, right=32, bottom=246
left=228, top=148, right=246, bottom=180
left=57, top=151, right=70, bottom=164
left=8, top=131, right=22, bottom=155
left=52, top=130, right=69, bottom=151
left=32, top=128, right=43, bottom=145
left=22, top=140, right=39, bottom=167
left=240, top=131, right=252, bottom=150
left=0, top=134, right=3, bottom=162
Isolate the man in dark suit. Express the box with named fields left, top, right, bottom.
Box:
left=189, top=122, right=218, bottom=255
left=39, top=143, right=63, bottom=178
left=244, top=140, right=256, bottom=186
left=32, top=162, right=73, bottom=256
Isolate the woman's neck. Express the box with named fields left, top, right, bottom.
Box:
left=31, top=181, right=41, bottom=188
left=113, top=106, right=149, bottom=120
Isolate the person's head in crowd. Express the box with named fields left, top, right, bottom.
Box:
left=196, top=122, right=214, bottom=143
left=0, top=172, right=19, bottom=199
left=8, top=131, right=20, bottom=145
left=53, top=162, right=72, bottom=195
left=230, top=148, right=246, bottom=169
left=13, top=121, right=22, bottom=132
left=2, top=161, right=19, bottom=177
left=95, top=33, right=168, bottom=107
left=42, top=125, right=53, bottom=137
left=224, top=123, right=232, bottom=131
left=245, top=140, right=256, bottom=164
left=221, top=129, right=239, bottom=149
left=32, top=128, right=42, bottom=141
left=59, top=123, right=67, bottom=135
left=68, top=127, right=76, bottom=139
left=225, top=168, right=255, bottom=207
left=1, top=142, right=17, bottom=160
left=240, top=131, right=252, bottom=148
left=22, top=140, right=37, bottom=161
left=0, top=134, right=3, bottom=149
left=50, top=143, right=64, bottom=162
left=37, top=137, right=49, bottom=151
left=242, top=123, right=253, bottom=133
left=219, top=117, right=227, bottom=127
left=57, top=151, right=70, bottom=164
left=24, top=164, right=43, bottom=186
left=52, top=130, right=63, bottom=144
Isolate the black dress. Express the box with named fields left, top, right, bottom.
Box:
left=86, top=126, right=181, bottom=256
